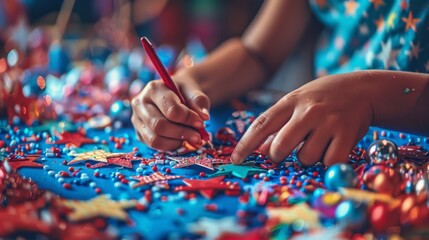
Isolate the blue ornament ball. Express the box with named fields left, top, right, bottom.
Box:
left=324, top=163, right=357, bottom=191
left=335, top=200, right=367, bottom=229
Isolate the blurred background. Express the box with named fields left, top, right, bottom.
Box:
left=0, top=0, right=263, bottom=59
left=0, top=0, right=268, bottom=125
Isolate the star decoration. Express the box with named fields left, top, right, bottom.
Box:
left=68, top=150, right=125, bottom=165
left=60, top=195, right=137, bottom=221
left=370, top=0, right=384, bottom=10
left=267, top=203, right=321, bottom=229
left=89, top=152, right=143, bottom=168
left=54, top=131, right=95, bottom=148
left=5, top=83, right=40, bottom=126
left=407, top=42, right=422, bottom=61
left=344, top=0, right=359, bottom=16
left=188, top=217, right=245, bottom=240
left=0, top=197, right=52, bottom=236
left=402, top=11, right=420, bottom=32
left=313, top=0, right=326, bottom=8
left=400, top=0, right=408, bottom=10
left=131, top=172, right=182, bottom=188
left=174, top=176, right=240, bottom=199
left=374, top=15, right=385, bottom=31
left=208, top=163, right=266, bottom=179
left=5, top=154, right=43, bottom=170
left=387, top=12, right=397, bottom=29
left=167, top=154, right=229, bottom=171
left=377, top=39, right=400, bottom=69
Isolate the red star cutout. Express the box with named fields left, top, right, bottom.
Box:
left=6, top=83, right=40, bottom=126
left=168, top=154, right=229, bottom=171
left=402, top=11, right=420, bottom=32
left=89, top=152, right=144, bottom=168
left=131, top=172, right=182, bottom=188
left=174, top=176, right=240, bottom=199
left=5, top=154, right=44, bottom=170
left=0, top=197, right=52, bottom=236
left=54, top=131, right=95, bottom=147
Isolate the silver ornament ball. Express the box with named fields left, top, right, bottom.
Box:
left=367, top=139, right=398, bottom=165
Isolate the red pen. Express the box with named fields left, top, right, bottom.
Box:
left=141, top=36, right=212, bottom=147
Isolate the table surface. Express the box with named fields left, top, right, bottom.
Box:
left=2, top=104, right=429, bottom=239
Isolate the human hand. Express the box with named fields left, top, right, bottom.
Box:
left=231, top=73, right=374, bottom=166
left=131, top=73, right=210, bottom=151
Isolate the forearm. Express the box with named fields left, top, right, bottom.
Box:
left=362, top=70, right=429, bottom=134
left=181, top=38, right=267, bottom=106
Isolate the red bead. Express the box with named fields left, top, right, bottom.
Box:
left=62, top=160, right=68, bottom=165
left=312, top=171, right=318, bottom=177
left=253, top=174, right=259, bottom=179
left=399, top=133, right=405, bottom=139
left=199, top=172, right=206, bottom=177
left=95, top=188, right=102, bottom=194
left=204, top=203, right=218, bottom=212
left=94, top=172, right=100, bottom=177
left=161, top=196, right=168, bottom=201
left=152, top=166, right=158, bottom=172
left=121, top=179, right=129, bottom=184
left=59, top=171, right=70, bottom=177
left=263, top=176, right=270, bottom=182
left=63, top=183, right=72, bottom=189
left=136, top=203, right=146, bottom=211
left=85, top=163, right=91, bottom=168
left=115, top=143, right=122, bottom=149
left=176, top=208, right=185, bottom=215
left=94, top=218, right=106, bottom=229
left=165, top=168, right=171, bottom=174
left=133, top=147, right=139, bottom=152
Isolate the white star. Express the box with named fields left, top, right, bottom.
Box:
left=377, top=39, right=400, bottom=69
left=188, top=217, right=245, bottom=239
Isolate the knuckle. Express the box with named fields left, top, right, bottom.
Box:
left=151, top=117, right=165, bottom=133
left=147, top=134, right=160, bottom=148
left=235, top=141, right=248, bottom=154
left=165, top=104, right=180, bottom=120
left=251, top=113, right=271, bottom=132
left=297, top=151, right=316, bottom=166
left=269, top=139, right=287, bottom=159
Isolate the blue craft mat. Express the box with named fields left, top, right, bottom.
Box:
left=5, top=104, right=429, bottom=239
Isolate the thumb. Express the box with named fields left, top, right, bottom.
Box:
left=181, top=84, right=211, bottom=121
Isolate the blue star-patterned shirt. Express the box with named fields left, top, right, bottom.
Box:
left=309, top=0, right=429, bottom=77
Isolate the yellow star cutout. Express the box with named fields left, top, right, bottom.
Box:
left=267, top=203, right=321, bottom=229
left=402, top=11, right=420, bottom=32
left=370, top=0, right=385, bottom=10
left=68, top=150, right=125, bottom=165
left=374, top=15, right=385, bottom=31
left=387, top=12, right=397, bottom=29
left=61, top=195, right=137, bottom=221
left=340, top=188, right=400, bottom=205
left=344, top=0, right=359, bottom=16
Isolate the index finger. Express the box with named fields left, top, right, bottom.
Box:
left=231, top=98, right=294, bottom=164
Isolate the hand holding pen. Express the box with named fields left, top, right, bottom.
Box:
left=131, top=37, right=212, bottom=151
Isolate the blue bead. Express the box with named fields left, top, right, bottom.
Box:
left=279, top=170, right=286, bottom=176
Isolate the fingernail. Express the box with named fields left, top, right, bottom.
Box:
left=193, top=121, right=203, bottom=129
left=190, top=135, right=200, bottom=144
left=201, top=108, right=210, bottom=120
